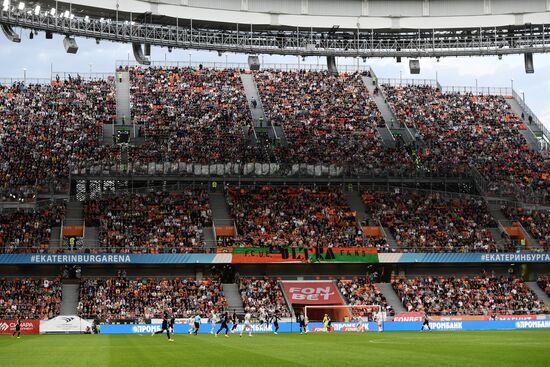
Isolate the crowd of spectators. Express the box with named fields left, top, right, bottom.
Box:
left=537, top=275, right=549, bottom=297
left=362, top=191, right=500, bottom=252
left=337, top=277, right=394, bottom=316
left=84, top=190, right=211, bottom=253
left=78, top=276, right=225, bottom=320
left=0, top=277, right=62, bottom=319
left=392, top=274, right=548, bottom=315
left=226, top=186, right=362, bottom=248
left=0, top=78, right=117, bottom=200
left=382, top=85, right=550, bottom=200
left=255, top=70, right=416, bottom=173
left=503, top=206, right=549, bottom=250
left=129, top=66, right=268, bottom=164
left=0, top=204, right=65, bottom=253
left=239, top=277, right=291, bottom=318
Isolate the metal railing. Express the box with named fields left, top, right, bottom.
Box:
left=116, top=59, right=370, bottom=73
left=3, top=7, right=550, bottom=58
left=378, top=78, right=439, bottom=88
left=0, top=77, right=51, bottom=85
left=52, top=72, right=115, bottom=81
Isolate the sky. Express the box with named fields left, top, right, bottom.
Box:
left=1, top=32, right=549, bottom=130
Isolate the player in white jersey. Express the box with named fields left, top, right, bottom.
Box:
left=375, top=311, right=385, bottom=332
left=210, top=311, right=220, bottom=334
left=355, top=316, right=366, bottom=333
left=239, top=312, right=253, bottom=337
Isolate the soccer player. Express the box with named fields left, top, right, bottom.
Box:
left=231, top=311, right=239, bottom=334
left=170, top=314, right=176, bottom=334
left=215, top=312, right=230, bottom=337
left=355, top=316, right=365, bottom=333
left=209, top=311, right=219, bottom=334
left=323, top=314, right=331, bottom=333
left=12, top=317, right=21, bottom=338
left=271, top=312, right=280, bottom=335
left=192, top=314, right=201, bottom=335
left=376, top=310, right=385, bottom=332
left=421, top=311, right=431, bottom=331
left=240, top=311, right=253, bottom=337
left=298, top=312, right=306, bottom=334
left=152, top=315, right=174, bottom=341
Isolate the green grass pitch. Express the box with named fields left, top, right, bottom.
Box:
left=1, top=330, right=549, bottom=366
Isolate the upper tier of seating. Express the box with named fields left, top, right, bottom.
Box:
left=84, top=190, right=211, bottom=253
left=392, top=274, right=549, bottom=315
left=79, top=276, right=225, bottom=319
left=382, top=85, right=550, bottom=201
left=226, top=186, right=362, bottom=248
left=129, top=67, right=268, bottom=164
left=362, top=191, right=501, bottom=253
left=0, top=277, right=62, bottom=319
left=0, top=79, right=116, bottom=200
left=255, top=70, right=416, bottom=173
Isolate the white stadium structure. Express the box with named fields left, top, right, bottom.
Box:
left=1, top=0, right=550, bottom=68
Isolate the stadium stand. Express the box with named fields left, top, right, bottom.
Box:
left=83, top=190, right=212, bottom=253
left=503, top=206, right=549, bottom=250
left=337, top=277, right=394, bottom=316
left=0, top=204, right=65, bottom=253
left=0, top=277, right=62, bottom=319
left=392, top=274, right=549, bottom=315
left=127, top=66, right=269, bottom=165
left=239, top=277, right=291, bottom=318
left=382, top=85, right=550, bottom=201
left=226, top=186, right=363, bottom=248
left=362, top=191, right=501, bottom=252
left=0, top=79, right=116, bottom=200
left=538, top=275, right=550, bottom=297
left=254, top=70, right=415, bottom=173
left=78, top=276, right=226, bottom=319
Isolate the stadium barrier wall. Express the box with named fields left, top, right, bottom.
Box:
left=0, top=252, right=548, bottom=264
left=99, top=320, right=550, bottom=334
left=0, top=320, right=40, bottom=335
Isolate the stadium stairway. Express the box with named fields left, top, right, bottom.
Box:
left=506, top=97, right=544, bottom=151
left=525, top=282, right=550, bottom=308
left=203, top=227, right=217, bottom=252
left=66, top=201, right=84, bottom=221
left=344, top=190, right=367, bottom=225
left=82, top=226, right=100, bottom=251
left=222, top=283, right=245, bottom=314
left=381, top=227, right=399, bottom=250
left=49, top=226, right=62, bottom=252
left=60, top=281, right=80, bottom=315
left=375, top=283, right=406, bottom=315
left=115, top=71, right=131, bottom=125
left=209, top=190, right=236, bottom=245
left=361, top=75, right=396, bottom=148
left=241, top=73, right=288, bottom=146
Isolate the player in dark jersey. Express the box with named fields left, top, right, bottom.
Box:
left=170, top=315, right=176, bottom=334
left=231, top=311, right=239, bottom=334
left=421, top=312, right=431, bottom=331
left=298, top=312, right=306, bottom=334
left=271, top=312, right=280, bottom=334
left=152, top=315, right=174, bottom=341
left=215, top=312, right=230, bottom=337
left=12, top=317, right=21, bottom=338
